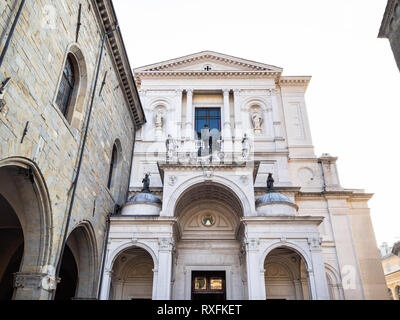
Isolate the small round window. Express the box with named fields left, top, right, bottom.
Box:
left=202, top=215, right=215, bottom=226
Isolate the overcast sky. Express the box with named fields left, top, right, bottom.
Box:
left=113, top=0, right=400, bottom=246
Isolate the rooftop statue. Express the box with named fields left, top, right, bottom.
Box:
left=141, top=173, right=151, bottom=193
left=267, top=173, right=274, bottom=192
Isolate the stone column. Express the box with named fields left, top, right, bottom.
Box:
left=185, top=89, right=193, bottom=140
left=233, top=89, right=243, bottom=155
left=223, top=89, right=232, bottom=138
left=152, top=268, right=159, bottom=300
left=244, top=238, right=265, bottom=300
left=99, top=269, right=113, bottom=300
left=308, top=237, right=330, bottom=300
left=223, top=89, right=232, bottom=156
left=307, top=268, right=318, bottom=300
left=175, top=89, right=183, bottom=139
left=155, top=238, right=174, bottom=300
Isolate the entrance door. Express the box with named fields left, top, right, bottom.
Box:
left=191, top=271, right=226, bottom=300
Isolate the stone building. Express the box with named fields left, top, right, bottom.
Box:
left=0, top=0, right=144, bottom=300
left=100, top=51, right=388, bottom=300
left=379, top=0, right=400, bottom=72
left=379, top=243, right=400, bottom=300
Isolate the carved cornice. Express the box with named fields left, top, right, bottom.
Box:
left=135, top=70, right=281, bottom=79
left=134, top=51, right=283, bottom=73
left=279, top=76, right=312, bottom=89
left=378, top=0, right=398, bottom=38
left=93, top=0, right=146, bottom=127
left=241, top=216, right=324, bottom=226
left=293, top=190, right=373, bottom=201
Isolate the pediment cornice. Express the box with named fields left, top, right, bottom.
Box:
left=134, top=51, right=283, bottom=73
left=135, top=70, right=281, bottom=78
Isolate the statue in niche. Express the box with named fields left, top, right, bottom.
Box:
left=251, top=112, right=263, bottom=133
left=165, top=134, right=177, bottom=160
left=141, top=173, right=151, bottom=193
left=155, top=110, right=163, bottom=130
left=242, top=133, right=250, bottom=159
left=267, top=173, right=275, bottom=191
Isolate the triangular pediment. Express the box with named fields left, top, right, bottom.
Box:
left=134, top=51, right=282, bottom=73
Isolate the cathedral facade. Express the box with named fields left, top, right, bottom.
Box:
left=0, top=0, right=388, bottom=301
left=100, top=51, right=388, bottom=300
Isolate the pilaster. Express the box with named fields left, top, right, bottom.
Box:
left=244, top=238, right=265, bottom=300
left=155, top=237, right=174, bottom=300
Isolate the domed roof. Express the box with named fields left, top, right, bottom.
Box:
left=128, top=192, right=162, bottom=205
left=256, top=191, right=294, bottom=206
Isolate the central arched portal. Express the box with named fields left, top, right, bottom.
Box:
left=172, top=182, right=245, bottom=300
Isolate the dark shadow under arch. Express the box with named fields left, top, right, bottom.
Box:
left=55, top=222, right=98, bottom=300
left=0, top=158, right=52, bottom=300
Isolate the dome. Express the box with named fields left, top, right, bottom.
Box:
left=127, top=192, right=162, bottom=205
left=256, top=191, right=294, bottom=206
left=255, top=190, right=298, bottom=217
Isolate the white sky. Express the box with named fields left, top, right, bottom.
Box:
left=113, top=0, right=400, bottom=246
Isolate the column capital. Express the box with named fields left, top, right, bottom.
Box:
left=223, top=88, right=231, bottom=95
left=186, top=88, right=193, bottom=95
left=105, top=268, right=114, bottom=276
left=266, top=88, right=278, bottom=96
left=14, top=272, right=60, bottom=292
left=158, top=237, right=175, bottom=251
left=175, top=88, right=183, bottom=95
left=243, top=238, right=260, bottom=251
left=308, top=237, right=322, bottom=250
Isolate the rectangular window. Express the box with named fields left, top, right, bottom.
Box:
left=195, top=108, right=221, bottom=139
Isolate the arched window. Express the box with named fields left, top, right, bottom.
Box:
left=107, top=144, right=118, bottom=189
left=56, top=55, right=76, bottom=117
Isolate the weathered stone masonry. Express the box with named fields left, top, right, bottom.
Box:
left=0, top=0, right=144, bottom=299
